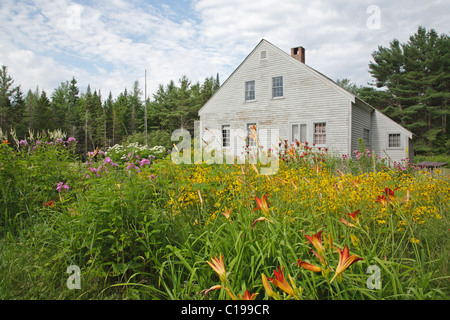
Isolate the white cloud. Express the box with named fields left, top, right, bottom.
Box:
left=0, top=0, right=448, bottom=100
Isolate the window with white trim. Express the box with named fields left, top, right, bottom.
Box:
left=388, top=133, right=401, bottom=148
left=222, top=125, right=230, bottom=148
left=245, top=81, right=255, bottom=101
left=313, top=122, right=326, bottom=145
left=272, top=76, right=283, bottom=98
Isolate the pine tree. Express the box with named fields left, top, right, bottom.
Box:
left=10, top=86, right=27, bottom=138
left=0, top=65, right=16, bottom=134
left=34, top=90, right=53, bottom=132
left=67, top=77, right=80, bottom=138
left=368, top=26, right=449, bottom=154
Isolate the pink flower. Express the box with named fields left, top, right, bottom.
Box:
left=56, top=182, right=69, bottom=192
left=140, top=158, right=150, bottom=167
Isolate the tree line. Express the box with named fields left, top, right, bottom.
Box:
left=0, top=67, right=220, bottom=154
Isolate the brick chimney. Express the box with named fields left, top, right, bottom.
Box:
left=291, top=46, right=305, bottom=63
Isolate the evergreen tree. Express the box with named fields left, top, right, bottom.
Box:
left=0, top=65, right=16, bottom=134
left=103, top=91, right=114, bottom=148
left=67, top=77, right=80, bottom=138
left=51, top=81, right=70, bottom=132
left=368, top=26, right=449, bottom=154
left=10, top=86, right=27, bottom=138
left=34, top=90, right=53, bottom=132
left=24, top=88, right=38, bottom=133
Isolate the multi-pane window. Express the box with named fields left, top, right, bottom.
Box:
left=247, top=123, right=257, bottom=147
left=222, top=125, right=230, bottom=148
left=388, top=133, right=401, bottom=148
left=363, top=129, right=370, bottom=147
left=313, top=123, right=326, bottom=145
left=272, top=76, right=283, bottom=98
left=245, top=81, right=255, bottom=101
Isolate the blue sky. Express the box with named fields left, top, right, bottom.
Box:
left=1, top=0, right=449, bottom=100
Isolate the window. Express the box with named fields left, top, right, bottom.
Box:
left=313, top=123, right=326, bottom=145
left=222, top=125, right=230, bottom=148
left=272, top=76, right=283, bottom=98
left=388, top=133, right=401, bottom=148
left=247, top=123, right=257, bottom=147
left=245, top=81, right=255, bottom=101
left=292, top=123, right=307, bottom=143
left=363, top=129, right=370, bottom=147
left=261, top=51, right=267, bottom=59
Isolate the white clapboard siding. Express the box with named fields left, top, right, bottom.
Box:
left=199, top=39, right=413, bottom=164
left=351, top=101, right=373, bottom=155
left=370, top=109, right=413, bottom=164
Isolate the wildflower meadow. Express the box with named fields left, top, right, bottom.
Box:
left=0, top=132, right=448, bottom=301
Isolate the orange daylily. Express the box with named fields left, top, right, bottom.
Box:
left=251, top=217, right=273, bottom=229
left=201, top=285, right=237, bottom=300
left=44, top=200, right=55, bottom=207
left=297, top=260, right=322, bottom=272
left=261, top=273, right=278, bottom=299
left=340, top=209, right=361, bottom=227
left=221, top=208, right=232, bottom=219
left=376, top=187, right=399, bottom=206
left=385, top=187, right=398, bottom=202
left=305, top=231, right=325, bottom=254
left=267, top=266, right=297, bottom=298
left=346, top=209, right=361, bottom=221
left=237, top=289, right=258, bottom=300
left=252, top=194, right=270, bottom=215
left=207, top=254, right=227, bottom=283
left=375, top=194, right=388, bottom=206
left=330, top=245, right=363, bottom=283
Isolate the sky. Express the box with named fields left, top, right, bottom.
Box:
left=1, top=0, right=449, bottom=100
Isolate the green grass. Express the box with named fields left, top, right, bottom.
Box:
left=1, top=140, right=449, bottom=300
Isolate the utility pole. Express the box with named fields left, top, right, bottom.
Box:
left=144, top=69, right=148, bottom=146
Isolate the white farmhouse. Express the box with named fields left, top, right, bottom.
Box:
left=198, top=39, right=414, bottom=164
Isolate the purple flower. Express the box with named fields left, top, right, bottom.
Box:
left=103, top=157, right=118, bottom=167
left=56, top=138, right=64, bottom=144
left=19, top=140, right=27, bottom=147
left=56, top=182, right=69, bottom=192
left=67, top=137, right=77, bottom=144
left=126, top=163, right=140, bottom=173
left=140, top=158, right=150, bottom=167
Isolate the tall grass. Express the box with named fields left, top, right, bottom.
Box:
left=0, top=137, right=448, bottom=300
